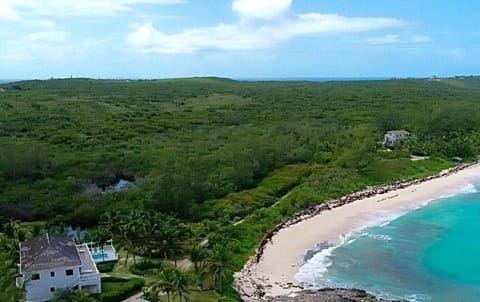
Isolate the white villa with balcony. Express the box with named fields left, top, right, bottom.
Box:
left=18, top=234, right=102, bottom=302
left=384, top=130, right=411, bottom=146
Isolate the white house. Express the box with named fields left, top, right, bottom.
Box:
left=384, top=130, right=410, bottom=146
left=17, top=234, right=101, bottom=302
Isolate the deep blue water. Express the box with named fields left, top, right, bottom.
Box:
left=0, top=79, right=18, bottom=83
left=236, top=77, right=390, bottom=82
left=297, top=184, right=480, bottom=301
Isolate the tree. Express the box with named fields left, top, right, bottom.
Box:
left=152, top=224, right=184, bottom=267
left=186, top=246, right=207, bottom=288
left=0, top=249, right=24, bottom=302
left=149, top=269, right=177, bottom=302
left=206, top=245, right=233, bottom=292
left=186, top=246, right=206, bottom=274
left=119, top=210, right=146, bottom=267
left=148, top=269, right=190, bottom=302
left=377, top=110, right=402, bottom=133
left=100, top=211, right=120, bottom=235
left=173, top=270, right=190, bottom=302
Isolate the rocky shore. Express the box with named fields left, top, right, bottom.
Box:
left=235, top=162, right=476, bottom=301
left=265, top=289, right=407, bottom=302
left=253, top=163, right=473, bottom=265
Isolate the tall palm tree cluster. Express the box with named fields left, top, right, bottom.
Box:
left=98, top=210, right=235, bottom=300
left=144, top=268, right=190, bottom=302
left=99, top=210, right=191, bottom=268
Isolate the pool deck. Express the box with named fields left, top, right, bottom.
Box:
left=90, top=245, right=118, bottom=263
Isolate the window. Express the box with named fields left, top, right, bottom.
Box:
left=50, top=287, right=55, bottom=292
left=31, top=273, right=40, bottom=280
left=65, top=269, right=74, bottom=276
left=50, top=271, right=55, bottom=277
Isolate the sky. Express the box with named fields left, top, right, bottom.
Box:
left=0, top=0, right=479, bottom=79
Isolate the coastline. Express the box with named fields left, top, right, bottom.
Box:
left=234, top=162, right=480, bottom=301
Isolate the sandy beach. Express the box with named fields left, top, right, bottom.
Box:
left=234, top=163, right=480, bottom=301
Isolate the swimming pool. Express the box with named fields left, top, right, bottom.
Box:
left=92, top=253, right=109, bottom=262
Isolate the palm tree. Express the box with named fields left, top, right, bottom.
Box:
left=149, top=269, right=190, bottom=302
left=186, top=246, right=208, bottom=289
left=0, top=252, right=24, bottom=301
left=187, top=246, right=206, bottom=273
left=206, top=244, right=233, bottom=292
left=173, top=270, right=190, bottom=302
left=119, top=210, right=147, bottom=267
left=0, top=234, right=19, bottom=260
left=150, top=269, right=177, bottom=302
left=100, top=211, right=120, bottom=235
left=152, top=224, right=184, bottom=267
left=2, top=219, right=20, bottom=239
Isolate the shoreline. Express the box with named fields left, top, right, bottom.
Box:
left=234, top=162, right=480, bottom=301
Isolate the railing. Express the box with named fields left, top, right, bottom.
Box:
left=15, top=277, right=24, bottom=288
left=80, top=273, right=100, bottom=282
left=79, top=273, right=100, bottom=288
left=60, top=276, right=81, bottom=290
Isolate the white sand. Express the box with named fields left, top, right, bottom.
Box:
left=235, top=163, right=480, bottom=300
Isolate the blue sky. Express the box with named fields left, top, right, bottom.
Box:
left=0, top=0, right=478, bottom=79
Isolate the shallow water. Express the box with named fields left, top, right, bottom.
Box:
left=297, top=184, right=480, bottom=301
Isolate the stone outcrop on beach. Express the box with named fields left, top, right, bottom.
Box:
left=235, top=163, right=475, bottom=301
left=252, top=163, right=472, bottom=266
left=266, top=288, right=407, bottom=302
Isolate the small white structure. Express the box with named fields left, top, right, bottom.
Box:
left=18, top=234, right=101, bottom=302
left=384, top=130, right=410, bottom=146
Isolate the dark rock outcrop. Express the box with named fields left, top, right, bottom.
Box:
left=266, top=288, right=407, bottom=302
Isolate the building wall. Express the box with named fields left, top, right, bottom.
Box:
left=24, top=265, right=81, bottom=302
left=384, top=133, right=409, bottom=145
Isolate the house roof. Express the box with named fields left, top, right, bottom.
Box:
left=386, top=130, right=410, bottom=135
left=20, top=234, right=81, bottom=273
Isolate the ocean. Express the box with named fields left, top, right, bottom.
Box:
left=236, top=77, right=389, bottom=82
left=0, top=79, right=18, bottom=84
left=296, top=184, right=480, bottom=301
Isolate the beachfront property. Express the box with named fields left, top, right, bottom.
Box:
left=17, top=234, right=102, bottom=302
left=384, top=130, right=410, bottom=146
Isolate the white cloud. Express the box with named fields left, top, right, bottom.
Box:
left=364, top=34, right=432, bottom=45
left=412, top=35, right=431, bottom=43
left=128, top=11, right=404, bottom=54
left=365, top=34, right=400, bottom=45
left=0, top=0, right=184, bottom=19
left=0, top=20, right=67, bottom=62
left=0, top=3, right=19, bottom=20
left=232, top=0, right=292, bottom=20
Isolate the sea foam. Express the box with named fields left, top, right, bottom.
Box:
left=457, top=183, right=478, bottom=194
left=296, top=185, right=480, bottom=301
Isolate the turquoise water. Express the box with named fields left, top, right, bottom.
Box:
left=298, top=185, right=480, bottom=301
left=92, top=253, right=109, bottom=262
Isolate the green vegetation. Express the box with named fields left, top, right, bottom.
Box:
left=100, top=277, right=145, bottom=302
left=50, top=289, right=97, bottom=302
left=1, top=77, right=479, bottom=301
left=97, top=262, right=116, bottom=273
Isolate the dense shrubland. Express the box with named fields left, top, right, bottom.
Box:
left=0, top=77, right=479, bottom=301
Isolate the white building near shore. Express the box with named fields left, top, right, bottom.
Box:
left=384, top=130, right=411, bottom=146
left=17, top=234, right=101, bottom=302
